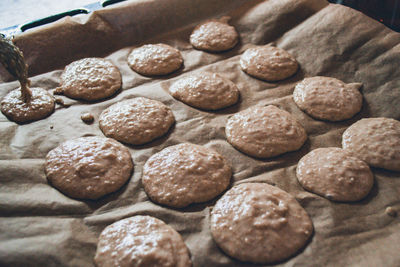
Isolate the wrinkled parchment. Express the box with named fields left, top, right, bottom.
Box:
left=0, top=0, right=399, bottom=266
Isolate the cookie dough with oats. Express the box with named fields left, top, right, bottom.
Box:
left=1, top=87, right=55, bottom=123
left=342, top=117, right=400, bottom=171
left=226, top=105, right=307, bottom=158
left=296, top=147, right=374, bottom=202
left=240, top=45, right=298, bottom=81
left=58, top=58, right=122, bottom=101
left=99, top=97, right=175, bottom=145
left=45, top=136, right=133, bottom=200
left=128, top=44, right=183, bottom=76
left=142, top=143, right=232, bottom=208
left=210, top=183, right=313, bottom=264
left=94, top=215, right=192, bottom=267
left=190, top=16, right=239, bottom=52
left=293, top=76, right=363, bottom=121
left=169, top=72, right=240, bottom=110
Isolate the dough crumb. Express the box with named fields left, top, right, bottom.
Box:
left=55, top=97, right=70, bottom=108
left=385, top=206, right=397, bottom=217
left=81, top=112, right=94, bottom=124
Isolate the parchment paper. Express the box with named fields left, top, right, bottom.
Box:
left=1, top=0, right=399, bottom=266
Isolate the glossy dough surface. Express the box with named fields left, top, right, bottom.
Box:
left=99, top=97, right=175, bottom=145
left=296, top=147, right=374, bottom=201
left=226, top=105, right=307, bottom=158
left=45, top=136, right=133, bottom=199
left=210, top=183, right=313, bottom=264
left=240, top=45, right=298, bottom=81
left=190, top=18, right=238, bottom=52
left=128, top=44, right=183, bottom=76
left=94, top=215, right=192, bottom=267
left=142, top=143, right=232, bottom=208
left=293, top=76, right=363, bottom=121
left=1, top=87, right=55, bottom=123
left=169, top=72, right=240, bottom=110
left=342, top=118, right=400, bottom=171
left=59, top=58, right=122, bottom=101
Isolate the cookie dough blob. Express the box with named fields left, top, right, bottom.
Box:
left=59, top=58, right=122, bottom=101
left=45, top=136, right=133, bottom=200
left=296, top=147, right=374, bottom=202
left=190, top=17, right=239, bottom=52
left=99, top=97, right=175, bottom=145
left=240, top=45, right=298, bottom=81
left=293, top=76, right=363, bottom=121
left=94, top=215, right=192, bottom=267
left=128, top=44, right=183, bottom=76
left=1, top=87, right=55, bottom=123
left=142, top=143, right=232, bottom=208
left=211, top=183, right=313, bottom=264
left=226, top=105, right=307, bottom=158
left=342, top=118, right=400, bottom=171
left=169, top=72, right=240, bottom=110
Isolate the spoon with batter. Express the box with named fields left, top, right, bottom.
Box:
left=0, top=34, right=54, bottom=123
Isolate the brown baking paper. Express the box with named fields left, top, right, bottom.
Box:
left=1, top=0, right=399, bottom=266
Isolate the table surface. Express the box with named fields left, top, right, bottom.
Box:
left=0, top=0, right=95, bottom=29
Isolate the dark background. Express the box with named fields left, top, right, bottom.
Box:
left=329, top=0, right=400, bottom=32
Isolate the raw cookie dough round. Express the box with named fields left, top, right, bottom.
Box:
left=293, top=76, right=363, bottom=121
left=240, top=45, right=298, bottom=81
left=128, top=44, right=183, bottom=76
left=210, top=183, right=313, bottom=264
left=342, top=118, right=400, bottom=171
left=142, top=143, right=232, bottom=208
left=99, top=97, right=175, bottom=145
left=59, top=58, right=122, bottom=101
left=190, top=17, right=239, bottom=52
left=94, top=215, right=192, bottom=267
left=169, top=72, right=240, bottom=110
left=45, top=136, right=133, bottom=200
left=296, top=147, right=374, bottom=201
left=1, top=87, right=55, bottom=123
left=226, top=105, right=307, bottom=158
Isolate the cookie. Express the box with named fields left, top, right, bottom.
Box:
left=240, top=45, right=298, bottom=81
left=342, top=118, right=400, bottom=171
left=1, top=87, right=55, bottom=123
left=99, top=97, right=175, bottom=145
left=94, top=215, right=192, bottom=267
left=169, top=72, right=240, bottom=110
left=58, top=58, right=122, bottom=101
left=226, top=105, right=307, bottom=158
left=210, top=183, right=313, bottom=264
left=45, top=136, right=133, bottom=200
left=142, top=143, right=232, bottom=208
left=293, top=76, right=363, bottom=121
left=190, top=17, right=239, bottom=52
left=296, top=147, right=374, bottom=201
left=128, top=44, right=183, bottom=76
